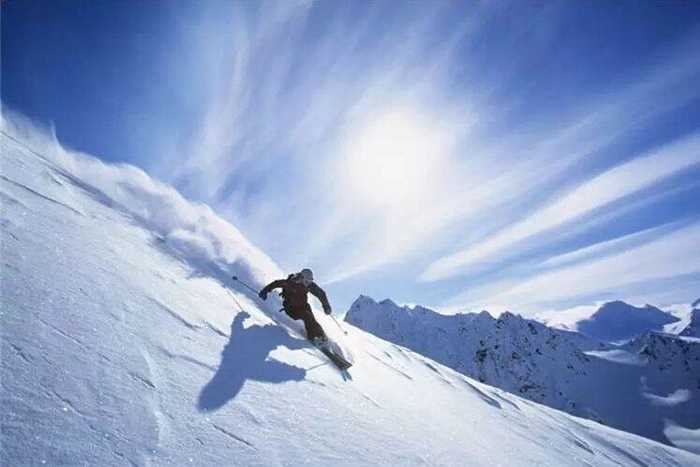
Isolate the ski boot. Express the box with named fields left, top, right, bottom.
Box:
left=310, top=335, right=329, bottom=350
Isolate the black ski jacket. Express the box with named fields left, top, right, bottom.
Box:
left=260, top=277, right=332, bottom=314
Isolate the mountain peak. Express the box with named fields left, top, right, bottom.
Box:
left=354, top=294, right=377, bottom=305
left=577, top=300, right=679, bottom=342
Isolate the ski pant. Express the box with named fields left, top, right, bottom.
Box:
left=285, top=303, right=326, bottom=340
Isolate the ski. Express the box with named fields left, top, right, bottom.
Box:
left=312, top=339, right=353, bottom=370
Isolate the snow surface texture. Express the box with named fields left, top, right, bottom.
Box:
left=2, top=122, right=699, bottom=466
left=346, top=296, right=700, bottom=454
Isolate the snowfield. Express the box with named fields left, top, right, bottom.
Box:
left=2, top=120, right=699, bottom=466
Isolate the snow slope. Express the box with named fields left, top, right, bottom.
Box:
left=2, top=122, right=699, bottom=465
left=680, top=309, right=700, bottom=338
left=346, top=296, right=700, bottom=453
left=662, top=303, right=698, bottom=335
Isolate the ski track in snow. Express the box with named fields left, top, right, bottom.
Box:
left=460, top=379, right=503, bottom=409
left=365, top=351, right=414, bottom=380
left=0, top=173, right=85, bottom=217
left=34, top=313, right=90, bottom=351
left=147, top=296, right=205, bottom=331
left=156, top=345, right=218, bottom=372
left=211, top=423, right=256, bottom=450
left=2, top=128, right=700, bottom=465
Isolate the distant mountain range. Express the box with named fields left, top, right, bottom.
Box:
left=345, top=296, right=700, bottom=452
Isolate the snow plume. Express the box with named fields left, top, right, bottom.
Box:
left=0, top=110, right=283, bottom=290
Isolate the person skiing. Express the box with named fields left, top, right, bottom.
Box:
left=258, top=268, right=332, bottom=344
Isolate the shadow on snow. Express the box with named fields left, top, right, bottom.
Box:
left=198, top=311, right=307, bottom=411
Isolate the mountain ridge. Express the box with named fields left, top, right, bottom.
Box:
left=346, top=295, right=700, bottom=453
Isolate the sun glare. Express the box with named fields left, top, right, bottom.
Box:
left=340, top=109, right=450, bottom=211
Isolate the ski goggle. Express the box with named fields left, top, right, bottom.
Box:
left=294, top=273, right=312, bottom=286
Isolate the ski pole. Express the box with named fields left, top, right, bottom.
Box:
left=231, top=275, right=260, bottom=296
left=330, top=315, right=348, bottom=335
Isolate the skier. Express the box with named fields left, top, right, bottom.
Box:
left=258, top=268, right=332, bottom=344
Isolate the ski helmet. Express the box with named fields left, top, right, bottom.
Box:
left=300, top=268, right=314, bottom=283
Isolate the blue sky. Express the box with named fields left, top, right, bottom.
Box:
left=3, top=1, right=700, bottom=315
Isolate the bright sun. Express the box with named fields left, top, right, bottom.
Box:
left=340, top=108, right=450, bottom=211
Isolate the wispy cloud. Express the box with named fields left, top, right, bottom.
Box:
left=143, top=2, right=700, bottom=310
left=422, top=132, right=700, bottom=281
left=457, top=221, right=700, bottom=313
left=538, top=222, right=683, bottom=270
left=169, top=2, right=480, bottom=278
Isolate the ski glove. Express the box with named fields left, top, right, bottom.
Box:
left=258, top=290, right=268, bottom=300
left=323, top=305, right=332, bottom=315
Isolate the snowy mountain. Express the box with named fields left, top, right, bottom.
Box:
left=537, top=300, right=694, bottom=341
left=576, top=301, right=680, bottom=342
left=2, top=120, right=700, bottom=465
left=680, top=309, right=700, bottom=338
left=345, top=296, right=700, bottom=454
